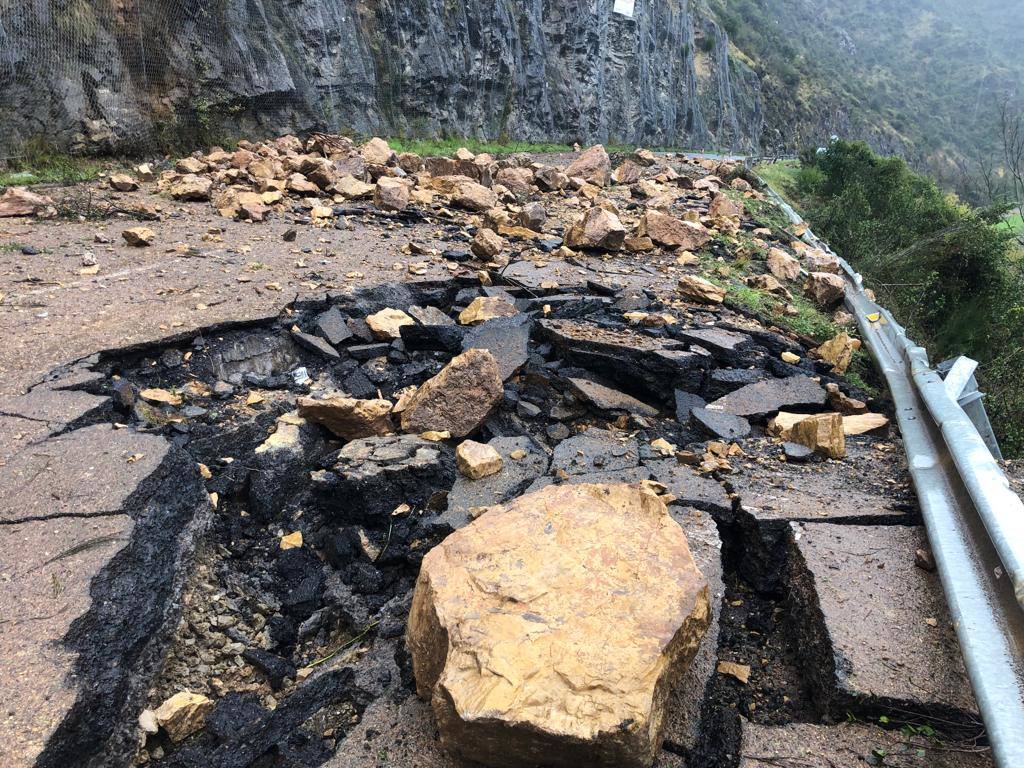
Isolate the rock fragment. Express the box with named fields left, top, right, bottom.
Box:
left=122, top=227, right=154, bottom=247
left=365, top=308, right=415, bottom=340
left=565, top=207, right=626, bottom=251
left=407, top=483, right=710, bottom=768
left=470, top=228, right=505, bottom=260
left=455, top=440, right=504, bottom=479
left=374, top=177, right=409, bottom=211
left=297, top=395, right=393, bottom=440
left=153, top=691, right=213, bottom=743
left=677, top=274, right=726, bottom=304
left=767, top=248, right=802, bottom=281
left=400, top=349, right=503, bottom=438
left=564, top=144, right=611, bottom=186
left=804, top=272, right=846, bottom=307
left=790, top=412, right=846, bottom=459
left=458, top=296, right=518, bottom=326
left=639, top=210, right=712, bottom=250
left=0, top=187, right=54, bottom=217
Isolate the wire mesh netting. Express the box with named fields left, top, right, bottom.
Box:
left=0, top=0, right=762, bottom=161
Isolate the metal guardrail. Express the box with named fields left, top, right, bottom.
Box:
left=760, top=181, right=1024, bottom=767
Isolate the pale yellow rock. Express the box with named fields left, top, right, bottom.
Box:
left=139, top=387, right=181, bottom=406
left=564, top=144, right=611, bottom=186
left=122, top=227, right=155, bottom=247
left=638, top=210, right=712, bottom=250
left=790, top=413, right=846, bottom=459
left=455, top=440, right=504, bottom=479
left=781, top=351, right=801, bottom=364
left=361, top=136, right=396, bottom=166
left=651, top=438, right=677, bottom=457
left=458, top=296, right=519, bottom=325
left=153, top=691, right=213, bottom=742
left=374, top=177, right=409, bottom=211
left=421, top=430, right=452, bottom=442
left=564, top=207, right=626, bottom=251
left=767, top=248, right=801, bottom=281
left=470, top=228, right=505, bottom=260
left=109, top=173, right=139, bottom=192
left=826, top=382, right=868, bottom=414
left=400, top=349, right=503, bottom=438
left=804, top=271, right=846, bottom=307
left=677, top=274, right=726, bottom=304
left=717, top=661, right=751, bottom=684
left=843, top=413, right=890, bottom=435
left=366, top=308, right=415, bottom=340
left=335, top=175, right=374, bottom=199
left=169, top=173, right=213, bottom=201
left=407, top=483, right=710, bottom=768
left=814, top=332, right=861, bottom=374
left=296, top=395, right=393, bottom=439
left=280, top=531, right=303, bottom=550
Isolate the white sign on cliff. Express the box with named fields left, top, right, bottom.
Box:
left=613, top=0, right=635, bottom=17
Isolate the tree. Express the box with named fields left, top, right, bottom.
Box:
left=999, top=98, right=1024, bottom=245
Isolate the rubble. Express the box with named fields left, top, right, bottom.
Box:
left=296, top=395, right=394, bottom=440
left=804, top=271, right=847, bottom=307
left=564, top=143, right=611, bottom=186
left=455, top=440, right=504, bottom=479
left=677, top=274, right=727, bottom=304
left=565, top=206, right=626, bottom=251
left=122, top=227, right=154, bottom=246
left=457, top=296, right=518, bottom=325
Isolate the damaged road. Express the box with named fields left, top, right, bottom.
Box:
left=0, top=140, right=995, bottom=768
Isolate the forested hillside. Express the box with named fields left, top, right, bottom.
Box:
left=709, top=0, right=1023, bottom=176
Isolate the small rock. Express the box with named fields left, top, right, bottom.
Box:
left=804, top=272, right=846, bottom=308
left=565, top=207, right=626, bottom=251
left=518, top=202, right=547, bottom=231
left=825, top=383, right=868, bottom=415
left=458, top=296, right=519, bottom=325
left=782, top=442, right=815, bottom=462
left=638, top=211, right=712, bottom=251
left=781, top=351, right=801, bottom=364
left=366, top=308, right=415, bottom=340
left=790, top=413, right=845, bottom=459
left=109, top=173, right=139, bottom=192
left=677, top=275, right=726, bottom=304
left=280, top=531, right=303, bottom=550
left=297, top=395, right=393, bottom=440
left=360, top=136, right=396, bottom=166
left=374, top=177, right=409, bottom=211
left=564, top=144, right=611, bottom=186
left=814, top=332, right=861, bottom=374
left=915, top=548, right=937, bottom=572
left=153, top=691, right=214, bottom=742
left=282, top=228, right=297, bottom=242
left=470, top=228, right=506, bottom=260
left=456, top=440, right=504, bottom=479
left=767, top=248, right=801, bottom=281
left=170, top=174, right=213, bottom=201
left=122, top=227, right=155, bottom=247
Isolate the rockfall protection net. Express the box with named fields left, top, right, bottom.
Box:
left=0, top=0, right=762, bottom=161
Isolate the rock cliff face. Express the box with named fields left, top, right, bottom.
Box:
left=0, top=0, right=764, bottom=155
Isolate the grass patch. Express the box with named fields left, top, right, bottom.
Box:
left=726, top=282, right=838, bottom=343
left=754, top=160, right=800, bottom=203
left=0, top=139, right=104, bottom=188
left=384, top=137, right=643, bottom=157
left=998, top=211, right=1024, bottom=236
left=386, top=137, right=574, bottom=157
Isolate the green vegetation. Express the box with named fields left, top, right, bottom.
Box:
left=384, top=137, right=640, bottom=157
left=0, top=138, right=103, bottom=188
left=769, top=140, right=1024, bottom=455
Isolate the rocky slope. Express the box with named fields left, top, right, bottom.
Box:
left=0, top=0, right=763, bottom=157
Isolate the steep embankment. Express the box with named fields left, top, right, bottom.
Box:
left=0, top=0, right=763, bottom=156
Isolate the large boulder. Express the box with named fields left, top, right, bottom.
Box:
left=565, top=207, right=626, bottom=251
left=804, top=272, right=846, bottom=307
left=638, top=211, right=712, bottom=250
left=400, top=349, right=503, bottom=438
left=564, top=144, right=611, bottom=186
left=408, top=483, right=710, bottom=768
left=296, top=395, right=393, bottom=440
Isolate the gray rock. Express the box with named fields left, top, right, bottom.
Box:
left=644, top=460, right=732, bottom=515
left=708, top=375, right=826, bottom=419
left=565, top=376, right=660, bottom=417
left=674, top=390, right=707, bottom=423
left=676, top=327, right=756, bottom=366
left=690, top=406, right=751, bottom=440
left=782, top=442, right=814, bottom=462
left=461, top=315, right=532, bottom=381
left=315, top=307, right=354, bottom=346
left=291, top=329, right=340, bottom=359
left=211, top=334, right=300, bottom=380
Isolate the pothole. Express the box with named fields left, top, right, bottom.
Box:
left=73, top=276, right=881, bottom=767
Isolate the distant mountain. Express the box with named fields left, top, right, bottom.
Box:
left=707, top=0, right=1024, bottom=173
